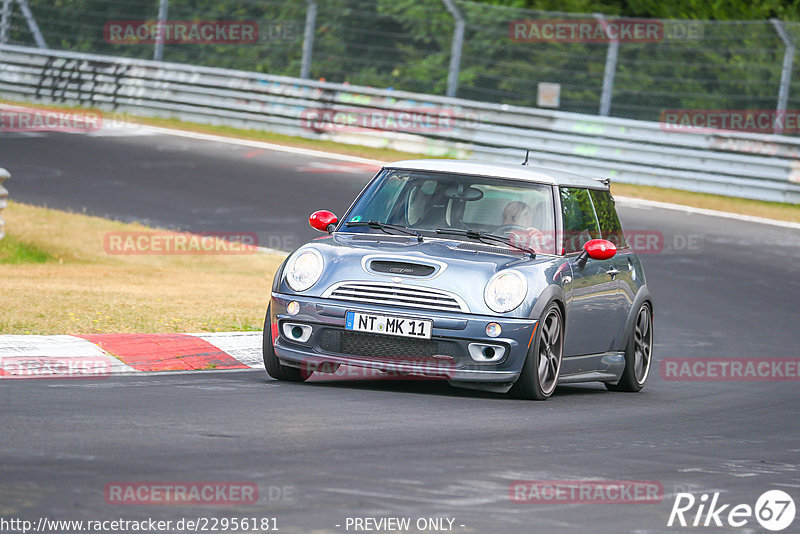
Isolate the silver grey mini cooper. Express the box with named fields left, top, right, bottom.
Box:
left=263, top=160, right=653, bottom=400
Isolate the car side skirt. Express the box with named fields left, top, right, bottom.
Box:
left=559, top=351, right=626, bottom=384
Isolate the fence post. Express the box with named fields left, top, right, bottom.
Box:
left=771, top=19, right=794, bottom=135
left=16, top=0, right=46, bottom=48
left=0, top=168, right=9, bottom=240
left=595, top=13, right=618, bottom=117
left=0, top=0, right=11, bottom=45
left=441, top=0, right=464, bottom=98
left=153, top=0, right=168, bottom=61
left=300, top=0, right=317, bottom=79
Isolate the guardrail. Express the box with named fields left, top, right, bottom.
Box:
left=1, top=44, right=799, bottom=204
left=0, top=167, right=9, bottom=240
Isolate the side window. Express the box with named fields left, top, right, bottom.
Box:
left=560, top=187, right=601, bottom=254
left=589, top=189, right=627, bottom=248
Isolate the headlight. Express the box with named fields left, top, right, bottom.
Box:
left=285, top=248, right=324, bottom=292
left=484, top=270, right=527, bottom=313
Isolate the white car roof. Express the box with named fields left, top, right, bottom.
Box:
left=384, top=159, right=609, bottom=189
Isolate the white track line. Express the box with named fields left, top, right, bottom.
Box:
left=9, top=105, right=793, bottom=228
left=615, top=196, right=800, bottom=229
left=135, top=123, right=385, bottom=165
left=140, top=122, right=798, bottom=229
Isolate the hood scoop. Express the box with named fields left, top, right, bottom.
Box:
left=369, top=260, right=436, bottom=277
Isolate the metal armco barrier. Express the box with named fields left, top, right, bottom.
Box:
left=0, top=167, right=9, bottom=240
left=1, top=44, right=799, bottom=204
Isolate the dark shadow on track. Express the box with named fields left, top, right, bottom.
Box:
left=258, top=372, right=615, bottom=400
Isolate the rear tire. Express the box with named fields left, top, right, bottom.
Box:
left=606, top=303, right=652, bottom=392
left=511, top=303, right=563, bottom=401
left=262, top=305, right=309, bottom=382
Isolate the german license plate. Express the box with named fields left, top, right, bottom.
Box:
left=345, top=311, right=432, bottom=339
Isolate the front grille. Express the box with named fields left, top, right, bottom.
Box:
left=322, top=282, right=468, bottom=313
left=318, top=330, right=459, bottom=365
left=342, top=331, right=440, bottom=358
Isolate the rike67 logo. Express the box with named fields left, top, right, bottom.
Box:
left=668, top=490, right=796, bottom=531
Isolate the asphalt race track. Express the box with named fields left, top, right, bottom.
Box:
left=2, top=127, right=800, bottom=533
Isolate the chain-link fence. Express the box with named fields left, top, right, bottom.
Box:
left=2, top=0, right=799, bottom=124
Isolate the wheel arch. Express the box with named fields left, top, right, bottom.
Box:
left=529, top=284, right=566, bottom=320
left=621, top=285, right=653, bottom=351
left=529, top=284, right=566, bottom=339
left=271, top=256, right=290, bottom=293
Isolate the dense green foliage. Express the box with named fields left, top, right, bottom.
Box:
left=479, top=0, right=800, bottom=21
left=6, top=0, right=800, bottom=120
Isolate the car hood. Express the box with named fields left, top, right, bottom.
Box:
left=277, top=233, right=567, bottom=318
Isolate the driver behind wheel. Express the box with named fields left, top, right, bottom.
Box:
left=502, top=200, right=533, bottom=227
left=502, top=200, right=548, bottom=252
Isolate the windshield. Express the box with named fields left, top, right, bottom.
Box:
left=341, top=169, right=557, bottom=254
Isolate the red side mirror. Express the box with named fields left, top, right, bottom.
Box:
left=583, top=238, right=617, bottom=260
left=309, top=210, right=338, bottom=233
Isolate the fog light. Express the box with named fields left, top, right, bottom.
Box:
left=486, top=322, right=502, bottom=338
left=287, top=301, right=300, bottom=315
left=282, top=322, right=312, bottom=343
left=468, top=343, right=506, bottom=363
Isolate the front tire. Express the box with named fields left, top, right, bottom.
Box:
left=511, top=303, right=563, bottom=400
left=262, top=305, right=309, bottom=382
left=606, top=303, right=652, bottom=392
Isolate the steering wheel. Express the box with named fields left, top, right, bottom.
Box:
left=496, top=224, right=528, bottom=235
left=499, top=226, right=547, bottom=251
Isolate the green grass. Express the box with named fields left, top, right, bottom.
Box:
left=0, top=234, right=54, bottom=264
left=0, top=201, right=285, bottom=334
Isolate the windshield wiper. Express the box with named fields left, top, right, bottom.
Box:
left=346, top=221, right=423, bottom=242
left=436, top=228, right=535, bottom=258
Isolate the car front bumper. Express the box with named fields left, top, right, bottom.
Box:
left=270, top=293, right=538, bottom=393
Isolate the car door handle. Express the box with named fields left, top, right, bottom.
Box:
left=606, top=268, right=620, bottom=278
